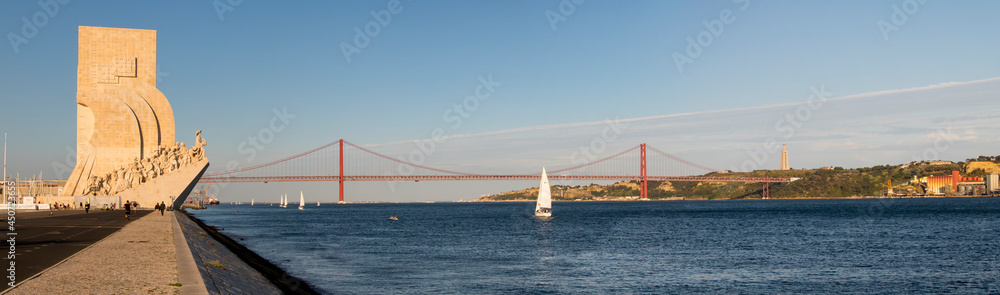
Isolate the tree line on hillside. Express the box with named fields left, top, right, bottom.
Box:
left=479, top=156, right=998, bottom=201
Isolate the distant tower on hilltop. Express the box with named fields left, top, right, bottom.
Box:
left=780, top=144, right=789, bottom=170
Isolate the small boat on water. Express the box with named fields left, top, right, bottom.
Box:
left=280, top=194, right=287, bottom=208
left=251, top=198, right=254, bottom=206
left=317, top=201, right=320, bottom=207
left=298, top=191, right=305, bottom=210
left=388, top=216, right=399, bottom=221
left=535, top=167, right=552, bottom=218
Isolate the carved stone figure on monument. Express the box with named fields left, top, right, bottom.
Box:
left=94, top=176, right=103, bottom=196
left=116, top=167, right=128, bottom=192
left=115, top=169, right=125, bottom=194
left=147, top=159, right=158, bottom=180
left=137, top=159, right=147, bottom=181
left=161, top=155, right=169, bottom=174
left=130, top=161, right=141, bottom=188
left=102, top=174, right=112, bottom=195
left=105, top=171, right=117, bottom=195
left=192, top=130, right=208, bottom=160
left=195, top=130, right=206, bottom=148
left=98, top=176, right=106, bottom=196
left=85, top=176, right=98, bottom=196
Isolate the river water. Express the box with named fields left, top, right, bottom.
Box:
left=191, top=198, right=1000, bottom=294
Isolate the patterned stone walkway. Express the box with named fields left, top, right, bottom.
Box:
left=6, top=211, right=182, bottom=294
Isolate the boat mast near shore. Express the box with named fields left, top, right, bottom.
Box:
left=535, top=167, right=552, bottom=218
left=298, top=191, right=305, bottom=210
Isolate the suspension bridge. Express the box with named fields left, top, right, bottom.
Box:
left=199, top=140, right=794, bottom=202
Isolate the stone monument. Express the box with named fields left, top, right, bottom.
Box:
left=60, top=26, right=209, bottom=209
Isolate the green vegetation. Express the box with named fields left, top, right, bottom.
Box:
left=480, top=158, right=992, bottom=201
left=205, top=260, right=227, bottom=270
left=966, top=155, right=1000, bottom=163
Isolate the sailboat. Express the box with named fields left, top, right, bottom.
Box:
left=251, top=198, right=254, bottom=206
left=535, top=167, right=552, bottom=217
left=280, top=194, right=287, bottom=208
left=298, top=191, right=305, bottom=210
left=316, top=201, right=320, bottom=207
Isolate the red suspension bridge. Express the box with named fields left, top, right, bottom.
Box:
left=199, top=140, right=794, bottom=202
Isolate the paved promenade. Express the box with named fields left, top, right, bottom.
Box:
left=2, top=209, right=151, bottom=293
left=3, top=209, right=184, bottom=294
left=2, top=207, right=315, bottom=294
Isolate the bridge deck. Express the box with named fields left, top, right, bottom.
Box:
left=199, top=175, right=796, bottom=183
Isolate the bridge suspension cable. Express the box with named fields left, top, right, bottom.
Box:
left=199, top=139, right=794, bottom=202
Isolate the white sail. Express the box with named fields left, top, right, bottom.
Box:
left=298, top=191, right=305, bottom=210
left=251, top=198, right=254, bottom=206
left=535, top=167, right=552, bottom=217
left=317, top=201, right=320, bottom=206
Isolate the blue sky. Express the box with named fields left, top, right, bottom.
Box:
left=2, top=1, right=999, bottom=202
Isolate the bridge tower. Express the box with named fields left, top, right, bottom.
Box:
left=640, top=143, right=647, bottom=199
left=338, top=139, right=345, bottom=204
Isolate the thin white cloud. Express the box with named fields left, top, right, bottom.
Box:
left=359, top=77, right=1000, bottom=173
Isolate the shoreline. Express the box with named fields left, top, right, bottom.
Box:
left=473, top=194, right=998, bottom=202
left=178, top=210, right=322, bottom=295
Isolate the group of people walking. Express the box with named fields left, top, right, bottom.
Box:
left=42, top=199, right=171, bottom=220
left=122, top=200, right=168, bottom=221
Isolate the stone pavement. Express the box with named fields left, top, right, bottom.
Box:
left=4, top=210, right=184, bottom=294
left=1, top=209, right=151, bottom=293
left=2, top=208, right=315, bottom=295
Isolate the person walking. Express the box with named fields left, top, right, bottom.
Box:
left=124, top=200, right=132, bottom=221
left=85, top=202, right=90, bottom=214
left=158, top=202, right=165, bottom=216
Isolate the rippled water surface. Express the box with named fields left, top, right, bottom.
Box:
left=192, top=198, right=1000, bottom=294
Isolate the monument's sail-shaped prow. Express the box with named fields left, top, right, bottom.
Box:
left=62, top=26, right=208, bottom=210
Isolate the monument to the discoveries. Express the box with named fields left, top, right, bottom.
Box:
left=60, top=26, right=209, bottom=209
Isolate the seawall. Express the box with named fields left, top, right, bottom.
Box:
left=176, top=211, right=322, bottom=294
